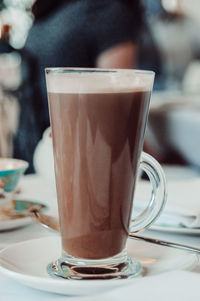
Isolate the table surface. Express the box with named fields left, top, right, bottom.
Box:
left=1, top=165, right=200, bottom=300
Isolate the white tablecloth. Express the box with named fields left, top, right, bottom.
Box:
left=1, top=166, right=200, bottom=300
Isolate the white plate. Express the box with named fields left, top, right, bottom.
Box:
left=0, top=216, right=32, bottom=231
left=150, top=224, right=200, bottom=235
left=0, top=236, right=198, bottom=296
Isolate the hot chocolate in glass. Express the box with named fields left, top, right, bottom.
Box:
left=45, top=68, right=166, bottom=280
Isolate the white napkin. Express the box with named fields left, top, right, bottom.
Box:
left=133, top=178, right=200, bottom=228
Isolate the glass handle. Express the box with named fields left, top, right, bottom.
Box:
left=129, top=152, right=167, bottom=233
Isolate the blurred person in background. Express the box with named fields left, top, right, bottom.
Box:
left=14, top=0, right=145, bottom=173
left=0, top=23, right=20, bottom=158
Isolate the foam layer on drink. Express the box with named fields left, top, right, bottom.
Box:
left=46, top=69, right=154, bottom=94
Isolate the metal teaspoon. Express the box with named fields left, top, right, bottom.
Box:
left=30, top=210, right=200, bottom=255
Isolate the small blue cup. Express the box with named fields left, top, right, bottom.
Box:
left=0, top=158, right=29, bottom=195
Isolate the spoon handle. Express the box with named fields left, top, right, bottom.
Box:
left=32, top=210, right=200, bottom=255
left=129, top=232, right=200, bottom=254
left=32, top=211, right=60, bottom=231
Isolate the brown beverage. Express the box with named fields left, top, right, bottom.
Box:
left=48, top=89, right=150, bottom=260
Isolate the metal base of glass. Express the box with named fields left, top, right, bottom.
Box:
left=47, top=251, right=142, bottom=280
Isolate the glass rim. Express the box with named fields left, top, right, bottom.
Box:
left=45, top=67, right=155, bottom=76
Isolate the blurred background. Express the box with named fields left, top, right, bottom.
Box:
left=0, top=0, right=200, bottom=174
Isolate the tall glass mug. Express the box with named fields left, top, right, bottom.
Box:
left=45, top=68, right=167, bottom=280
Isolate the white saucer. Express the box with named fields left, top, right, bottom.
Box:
left=0, top=236, right=198, bottom=296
